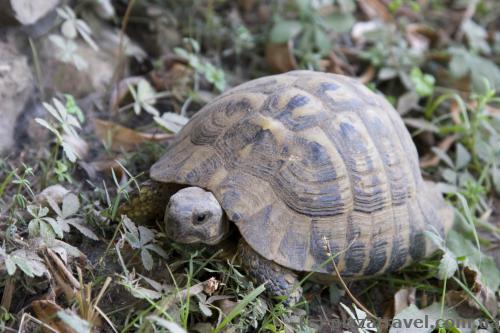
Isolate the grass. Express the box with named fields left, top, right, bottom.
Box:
left=0, top=0, right=499, bottom=332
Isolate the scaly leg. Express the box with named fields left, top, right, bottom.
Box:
left=238, top=239, right=302, bottom=305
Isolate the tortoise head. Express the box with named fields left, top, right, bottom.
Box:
left=165, top=187, right=229, bottom=245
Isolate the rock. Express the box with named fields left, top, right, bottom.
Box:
left=0, top=40, right=34, bottom=155
left=39, top=36, right=115, bottom=98
left=0, top=0, right=59, bottom=26
left=38, top=26, right=145, bottom=98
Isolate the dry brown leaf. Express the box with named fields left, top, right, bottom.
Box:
left=357, top=0, right=392, bottom=22
left=358, top=65, right=376, bottom=84
left=46, top=248, right=80, bottom=290
left=325, top=51, right=356, bottom=76
left=393, top=287, right=416, bottom=315
left=203, top=277, right=219, bottom=295
left=44, top=248, right=80, bottom=303
left=149, top=55, right=193, bottom=101
left=36, top=185, right=71, bottom=206
left=265, top=41, right=298, bottom=73
left=32, top=300, right=77, bottom=333
left=446, top=266, right=498, bottom=318
left=93, top=118, right=172, bottom=151
left=215, top=298, right=238, bottom=316
left=450, top=100, right=463, bottom=125
left=419, top=134, right=459, bottom=168
left=79, top=158, right=126, bottom=179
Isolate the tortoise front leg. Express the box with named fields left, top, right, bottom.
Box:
left=238, top=239, right=302, bottom=305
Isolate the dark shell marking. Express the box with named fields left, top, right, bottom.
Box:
left=151, top=70, right=451, bottom=277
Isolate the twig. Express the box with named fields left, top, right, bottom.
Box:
left=325, top=242, right=377, bottom=320
left=46, top=248, right=81, bottom=289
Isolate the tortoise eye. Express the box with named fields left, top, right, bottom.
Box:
left=194, top=213, right=208, bottom=224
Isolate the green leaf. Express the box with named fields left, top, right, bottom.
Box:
left=410, top=67, right=435, bottom=97
left=62, top=193, right=80, bottom=218
left=122, top=215, right=138, bottom=238
left=431, top=147, right=454, bottom=168
left=61, top=141, right=78, bottom=163
left=441, top=168, right=457, bottom=184
left=404, top=118, right=439, bottom=133
left=35, top=118, right=62, bottom=141
left=338, top=0, right=356, bottom=13
left=141, top=249, right=154, bottom=271
left=144, top=244, right=168, bottom=259
left=40, top=220, right=56, bottom=242
left=437, top=250, right=458, bottom=280
left=5, top=256, right=16, bottom=275
left=46, top=217, right=64, bottom=239
left=28, top=219, right=40, bottom=237
left=448, top=48, right=470, bottom=78
left=147, top=316, right=186, bottom=333
left=198, top=300, right=213, bottom=317
left=323, top=13, right=355, bottom=33
left=378, top=67, right=398, bottom=81
left=313, top=27, right=331, bottom=55
left=154, top=112, right=189, bottom=133
left=204, top=63, right=226, bottom=91
left=492, top=166, right=500, bottom=194
left=138, top=226, right=154, bottom=246
left=270, top=20, right=302, bottom=43
left=295, top=0, right=310, bottom=15
left=11, top=256, right=34, bottom=277
left=454, top=143, right=471, bottom=170
left=447, top=230, right=500, bottom=291
left=57, top=310, right=92, bottom=333
left=461, top=19, right=490, bottom=54
left=66, top=218, right=98, bottom=240
left=128, top=286, right=163, bottom=300
left=125, top=233, right=141, bottom=249
left=474, top=138, right=492, bottom=163
left=469, top=55, right=500, bottom=93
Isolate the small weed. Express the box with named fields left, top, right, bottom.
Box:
left=270, top=0, right=356, bottom=68
left=175, top=38, right=226, bottom=92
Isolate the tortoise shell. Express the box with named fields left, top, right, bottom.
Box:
left=151, top=70, right=451, bottom=277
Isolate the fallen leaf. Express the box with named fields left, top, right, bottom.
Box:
left=397, top=91, right=420, bottom=115
left=32, top=300, right=77, bottom=333
left=357, top=0, right=392, bottom=22
left=216, top=298, right=237, bottom=316
left=93, top=118, right=172, bottom=151
left=419, top=135, right=459, bottom=168
left=203, top=277, right=219, bottom=295
left=79, top=159, right=125, bottom=179
left=36, top=185, right=71, bottom=206
left=406, top=24, right=437, bottom=53
left=393, top=287, right=416, bottom=315
left=265, top=41, right=298, bottom=73
left=149, top=55, right=192, bottom=100
left=446, top=264, right=498, bottom=318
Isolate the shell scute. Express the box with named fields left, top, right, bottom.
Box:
left=150, top=71, right=451, bottom=276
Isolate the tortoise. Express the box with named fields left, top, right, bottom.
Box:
left=122, top=70, right=454, bottom=303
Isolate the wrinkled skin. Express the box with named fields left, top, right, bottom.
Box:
left=165, top=187, right=228, bottom=245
